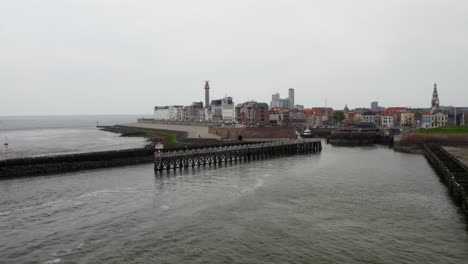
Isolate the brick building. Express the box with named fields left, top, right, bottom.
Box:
left=235, top=101, right=269, bottom=126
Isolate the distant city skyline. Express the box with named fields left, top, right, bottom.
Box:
left=1, top=0, right=468, bottom=116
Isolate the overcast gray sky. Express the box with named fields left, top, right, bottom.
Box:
left=1, top=0, right=468, bottom=115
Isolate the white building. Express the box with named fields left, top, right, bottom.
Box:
left=154, top=105, right=185, bottom=120
left=222, top=96, right=235, bottom=122
left=422, top=112, right=448, bottom=128
left=361, top=111, right=379, bottom=124
left=270, top=93, right=280, bottom=108
left=154, top=106, right=170, bottom=120
left=381, top=114, right=394, bottom=128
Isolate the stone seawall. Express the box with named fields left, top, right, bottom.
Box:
left=127, top=122, right=220, bottom=139
left=137, top=118, right=214, bottom=127
left=400, top=134, right=468, bottom=144
left=424, top=144, right=468, bottom=218
left=208, top=127, right=296, bottom=140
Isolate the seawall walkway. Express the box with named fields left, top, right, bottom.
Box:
left=121, top=122, right=221, bottom=140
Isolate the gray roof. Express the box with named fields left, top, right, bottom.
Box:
left=236, top=101, right=269, bottom=108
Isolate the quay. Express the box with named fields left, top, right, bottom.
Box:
left=424, top=143, right=468, bottom=217
left=154, top=139, right=322, bottom=172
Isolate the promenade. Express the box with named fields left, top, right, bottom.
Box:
left=121, top=122, right=221, bottom=140
left=444, top=146, right=468, bottom=168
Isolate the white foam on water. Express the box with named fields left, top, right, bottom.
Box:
left=75, top=188, right=138, bottom=199
left=0, top=210, right=11, bottom=216
left=45, top=258, right=61, bottom=263
left=254, top=179, right=265, bottom=188
left=240, top=178, right=266, bottom=194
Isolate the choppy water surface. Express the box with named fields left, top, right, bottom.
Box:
left=0, top=115, right=149, bottom=159
left=0, top=128, right=147, bottom=159
left=1, top=144, right=468, bottom=263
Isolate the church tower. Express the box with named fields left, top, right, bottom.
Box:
left=344, top=104, right=350, bottom=114
left=431, top=82, right=439, bottom=111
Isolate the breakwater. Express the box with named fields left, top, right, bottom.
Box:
left=424, top=143, right=468, bottom=217
left=0, top=142, right=262, bottom=178
left=155, top=139, right=322, bottom=172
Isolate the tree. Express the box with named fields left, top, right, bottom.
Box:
left=333, top=110, right=345, bottom=125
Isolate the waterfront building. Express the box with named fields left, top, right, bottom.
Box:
left=344, top=111, right=360, bottom=125
left=235, top=101, right=269, bottom=126
left=385, top=107, right=407, bottom=127
left=422, top=112, right=448, bottom=128
left=154, top=106, right=171, bottom=120
left=268, top=108, right=290, bottom=126
left=433, top=111, right=448, bottom=127
left=422, top=112, right=432, bottom=128
left=207, top=96, right=235, bottom=123
left=186, top=102, right=205, bottom=121
left=172, top=105, right=186, bottom=121
left=289, top=109, right=307, bottom=125
left=448, top=107, right=468, bottom=126
left=153, top=105, right=185, bottom=120
left=381, top=113, right=394, bottom=128
left=305, top=107, right=334, bottom=127
left=361, top=111, right=379, bottom=125
left=400, top=112, right=415, bottom=127
left=210, top=99, right=223, bottom=122
left=221, top=96, right=235, bottom=123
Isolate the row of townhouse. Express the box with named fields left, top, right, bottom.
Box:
left=268, top=107, right=335, bottom=127
left=345, top=108, right=415, bottom=128
left=345, top=107, right=450, bottom=128
left=154, top=96, right=235, bottom=122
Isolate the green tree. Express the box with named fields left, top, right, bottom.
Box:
left=333, top=110, right=345, bottom=124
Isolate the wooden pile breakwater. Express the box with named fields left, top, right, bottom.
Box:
left=154, top=139, right=322, bottom=172
left=424, top=143, right=468, bottom=216
left=0, top=142, right=264, bottom=178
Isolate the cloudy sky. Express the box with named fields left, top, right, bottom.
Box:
left=1, top=0, right=468, bottom=115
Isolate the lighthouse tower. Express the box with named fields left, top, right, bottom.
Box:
left=431, top=82, right=440, bottom=112
left=204, top=81, right=210, bottom=108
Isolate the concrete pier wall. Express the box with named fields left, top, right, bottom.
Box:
left=424, top=144, right=468, bottom=218
left=0, top=142, right=264, bottom=178
left=400, top=134, right=468, bottom=144
left=208, top=127, right=296, bottom=140
left=0, top=148, right=154, bottom=179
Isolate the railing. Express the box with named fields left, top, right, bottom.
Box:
left=158, top=139, right=321, bottom=158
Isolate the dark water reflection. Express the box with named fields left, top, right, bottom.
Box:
left=1, top=144, right=467, bottom=263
